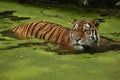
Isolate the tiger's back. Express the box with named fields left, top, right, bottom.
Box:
left=11, top=21, right=71, bottom=44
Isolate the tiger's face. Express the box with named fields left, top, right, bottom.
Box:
left=70, top=19, right=100, bottom=51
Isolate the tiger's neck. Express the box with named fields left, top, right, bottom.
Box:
left=55, top=29, right=75, bottom=52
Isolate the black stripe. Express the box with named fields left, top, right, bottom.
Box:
left=95, top=30, right=98, bottom=41
left=41, top=24, right=52, bottom=32
left=61, top=29, right=69, bottom=43
left=35, top=23, right=48, bottom=38
left=19, top=24, right=26, bottom=38
left=92, top=29, right=94, bottom=37
left=21, top=24, right=28, bottom=37
left=66, top=31, right=70, bottom=43
left=25, top=22, right=34, bottom=37
left=22, top=24, right=29, bottom=32
left=65, top=34, right=70, bottom=49
left=39, top=34, right=43, bottom=39
left=14, top=26, right=19, bottom=32
left=42, top=24, right=54, bottom=39
left=55, top=27, right=63, bottom=43
left=48, top=27, right=58, bottom=40
left=30, top=21, right=42, bottom=36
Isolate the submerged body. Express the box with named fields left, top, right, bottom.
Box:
left=11, top=19, right=100, bottom=52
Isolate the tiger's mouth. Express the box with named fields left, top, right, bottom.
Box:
left=77, top=38, right=99, bottom=47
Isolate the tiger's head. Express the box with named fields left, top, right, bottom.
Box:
left=70, top=18, right=100, bottom=51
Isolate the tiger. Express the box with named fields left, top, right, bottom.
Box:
left=11, top=18, right=100, bottom=52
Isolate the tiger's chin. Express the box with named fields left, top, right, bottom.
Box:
left=73, top=42, right=99, bottom=52
left=74, top=45, right=84, bottom=52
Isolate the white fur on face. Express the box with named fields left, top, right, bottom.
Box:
left=78, top=40, right=85, bottom=45
left=73, top=23, right=79, bottom=30
left=70, top=31, right=77, bottom=45
left=83, top=23, right=90, bottom=31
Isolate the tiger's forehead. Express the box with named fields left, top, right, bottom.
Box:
left=77, top=20, right=90, bottom=24
left=77, top=20, right=95, bottom=28
left=74, top=20, right=97, bottom=31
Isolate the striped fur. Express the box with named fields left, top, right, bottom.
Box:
left=11, top=19, right=100, bottom=52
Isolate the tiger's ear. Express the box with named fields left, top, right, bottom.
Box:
left=71, top=18, right=77, bottom=24
left=92, top=19, right=100, bottom=29
left=73, top=23, right=79, bottom=30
